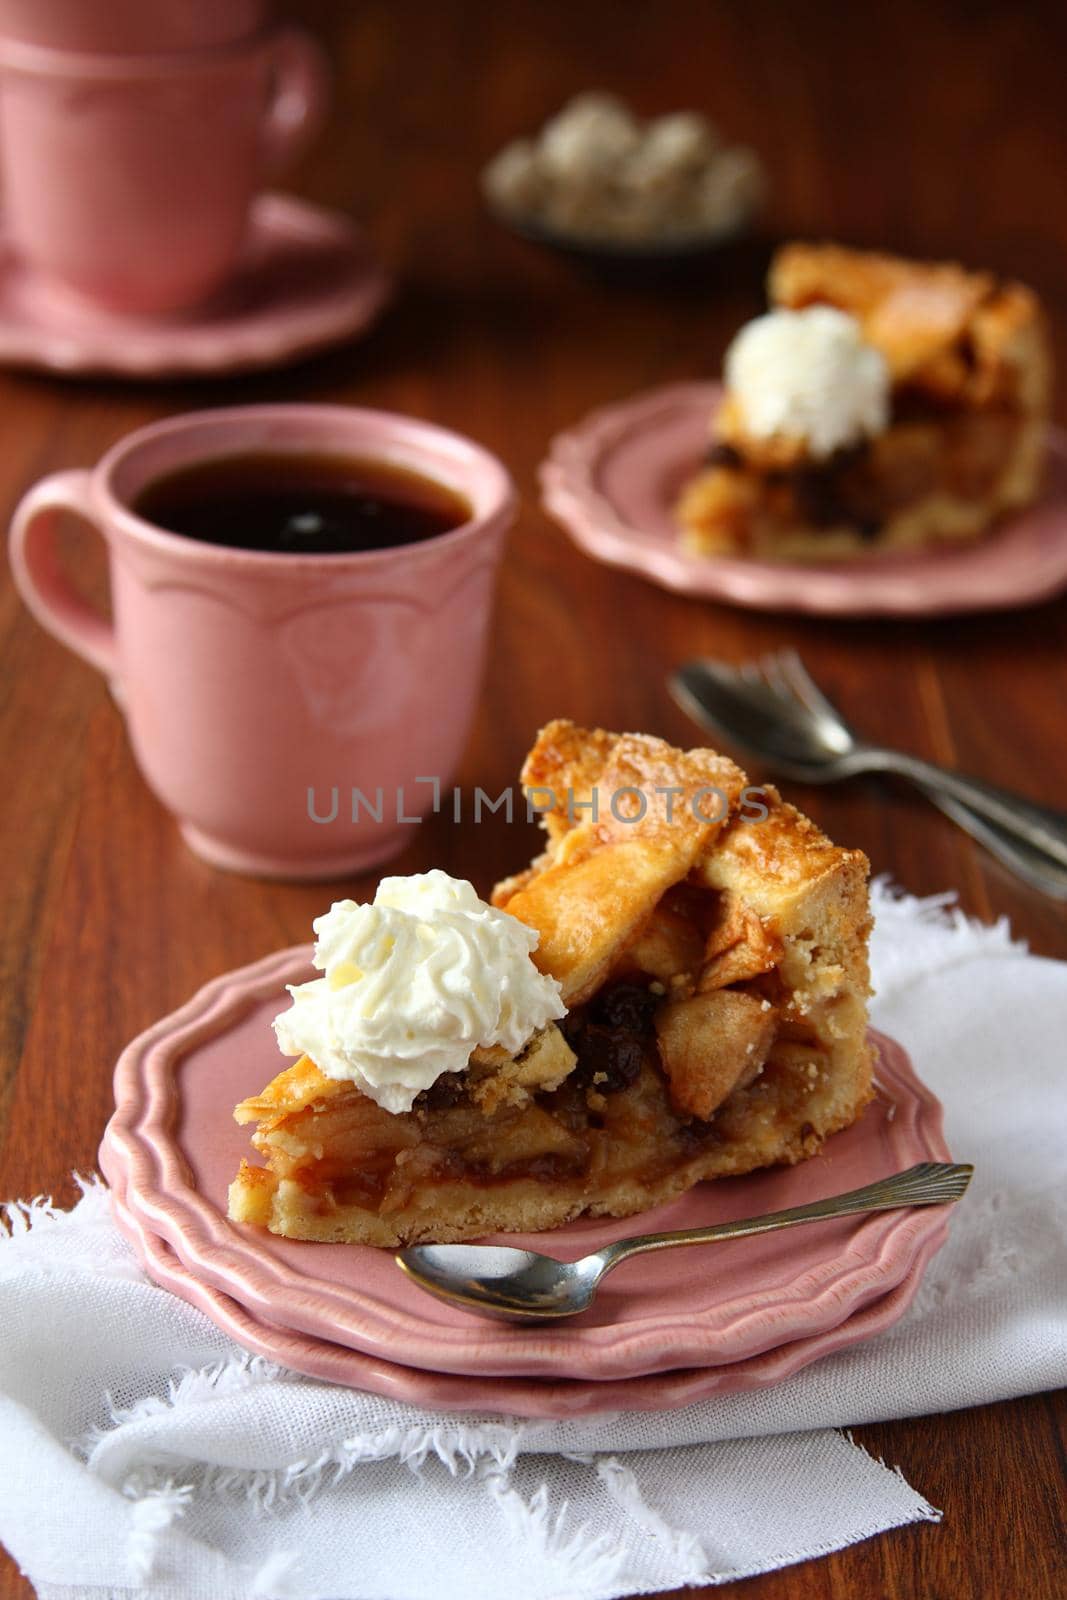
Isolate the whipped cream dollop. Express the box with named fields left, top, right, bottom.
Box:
left=725, top=305, right=890, bottom=459
left=273, top=871, right=565, bottom=1114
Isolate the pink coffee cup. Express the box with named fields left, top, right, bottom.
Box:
left=9, top=405, right=516, bottom=880
left=0, top=26, right=328, bottom=316
left=0, top=0, right=269, bottom=54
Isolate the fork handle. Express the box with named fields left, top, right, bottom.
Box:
left=854, top=747, right=1067, bottom=872
left=923, top=790, right=1067, bottom=900
left=598, top=1162, right=972, bottom=1271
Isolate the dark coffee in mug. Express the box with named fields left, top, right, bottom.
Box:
left=134, top=451, right=473, bottom=555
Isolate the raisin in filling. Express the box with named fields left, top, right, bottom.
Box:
left=779, top=443, right=884, bottom=536
left=704, top=441, right=743, bottom=469
left=412, top=1073, right=469, bottom=1112
left=413, top=982, right=662, bottom=1127
left=565, top=982, right=660, bottom=1094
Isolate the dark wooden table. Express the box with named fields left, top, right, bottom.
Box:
left=2, top=1, right=1065, bottom=1594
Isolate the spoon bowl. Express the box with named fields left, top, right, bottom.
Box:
left=395, top=1244, right=604, bottom=1321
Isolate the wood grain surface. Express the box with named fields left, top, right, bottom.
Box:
left=1, top=1, right=1065, bottom=1594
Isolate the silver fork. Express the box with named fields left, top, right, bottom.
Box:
left=671, top=649, right=1067, bottom=900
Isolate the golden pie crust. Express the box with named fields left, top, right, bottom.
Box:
left=678, top=242, right=1051, bottom=561
left=229, top=721, right=873, bottom=1245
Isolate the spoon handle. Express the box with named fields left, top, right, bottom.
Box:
left=923, top=789, right=1067, bottom=900
left=856, top=747, right=1067, bottom=872
left=597, top=1162, right=972, bottom=1272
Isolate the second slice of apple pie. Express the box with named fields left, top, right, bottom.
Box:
left=678, top=241, right=1051, bottom=561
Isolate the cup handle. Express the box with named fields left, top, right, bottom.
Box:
left=260, top=25, right=330, bottom=177
left=9, top=469, right=119, bottom=681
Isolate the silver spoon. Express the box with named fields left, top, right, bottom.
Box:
left=394, top=1162, right=972, bottom=1323
left=671, top=650, right=1067, bottom=900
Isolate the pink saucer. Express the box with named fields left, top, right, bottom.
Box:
left=99, top=946, right=955, bottom=1384
left=539, top=382, right=1067, bottom=616
left=0, top=193, right=390, bottom=378
left=108, top=1177, right=946, bottom=1418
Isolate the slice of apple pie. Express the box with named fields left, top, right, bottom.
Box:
left=229, top=721, right=873, bottom=1245
left=678, top=241, right=1051, bottom=561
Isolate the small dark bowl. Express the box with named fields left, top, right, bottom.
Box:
left=490, top=206, right=763, bottom=287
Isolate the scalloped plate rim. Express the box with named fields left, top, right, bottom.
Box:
left=108, top=1175, right=948, bottom=1418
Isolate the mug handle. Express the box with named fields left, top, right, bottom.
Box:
left=260, top=25, right=330, bottom=177
left=9, top=469, right=119, bottom=680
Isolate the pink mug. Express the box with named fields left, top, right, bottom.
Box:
left=0, top=0, right=269, bottom=53
left=9, top=406, right=516, bottom=880
left=0, top=27, right=328, bottom=316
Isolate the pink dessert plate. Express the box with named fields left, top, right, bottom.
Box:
left=99, top=945, right=956, bottom=1383
left=108, top=1174, right=945, bottom=1418
left=539, top=381, right=1067, bottom=617
left=0, top=193, right=390, bottom=378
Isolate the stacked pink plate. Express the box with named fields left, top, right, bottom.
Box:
left=100, top=947, right=956, bottom=1419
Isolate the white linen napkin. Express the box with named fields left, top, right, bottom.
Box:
left=1, top=882, right=1065, bottom=1600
